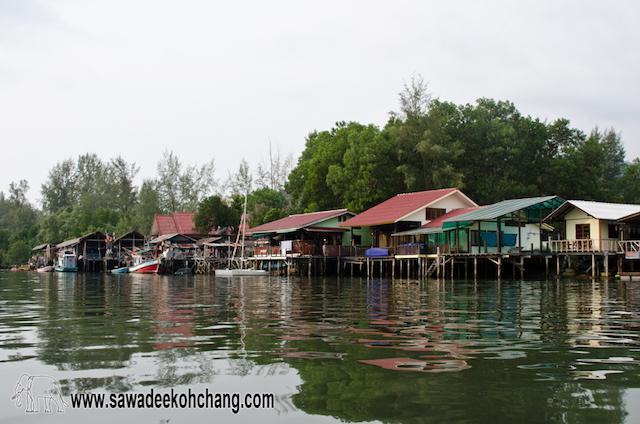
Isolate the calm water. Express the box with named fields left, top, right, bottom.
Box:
left=1, top=271, right=640, bottom=424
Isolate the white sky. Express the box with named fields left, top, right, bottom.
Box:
left=1, top=0, right=639, bottom=206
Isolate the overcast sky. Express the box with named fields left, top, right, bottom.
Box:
left=2, top=0, right=639, bottom=206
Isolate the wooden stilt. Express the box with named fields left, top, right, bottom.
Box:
left=451, top=257, right=454, bottom=279
left=545, top=256, right=549, bottom=276
left=473, top=257, right=477, bottom=280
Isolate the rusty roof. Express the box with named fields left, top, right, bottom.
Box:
left=248, top=209, right=354, bottom=235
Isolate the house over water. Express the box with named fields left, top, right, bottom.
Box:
left=248, top=209, right=360, bottom=258
left=55, top=230, right=108, bottom=272
left=338, top=188, right=478, bottom=255
left=545, top=200, right=640, bottom=277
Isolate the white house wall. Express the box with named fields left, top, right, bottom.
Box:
left=564, top=208, right=595, bottom=240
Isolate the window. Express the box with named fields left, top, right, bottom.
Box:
left=608, top=224, right=619, bottom=239
left=353, top=235, right=362, bottom=245
left=576, top=224, right=590, bottom=239
left=426, top=208, right=446, bottom=220
left=470, top=230, right=480, bottom=246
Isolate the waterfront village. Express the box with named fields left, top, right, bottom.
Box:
left=23, top=188, right=640, bottom=280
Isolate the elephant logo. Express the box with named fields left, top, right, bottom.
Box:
left=11, top=374, right=68, bottom=413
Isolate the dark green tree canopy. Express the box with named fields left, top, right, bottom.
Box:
left=193, top=195, right=240, bottom=235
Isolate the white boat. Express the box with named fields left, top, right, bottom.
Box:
left=55, top=251, right=78, bottom=272
left=215, top=192, right=268, bottom=277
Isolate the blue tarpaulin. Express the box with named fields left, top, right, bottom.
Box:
left=365, top=248, right=389, bottom=257
left=481, top=232, right=517, bottom=247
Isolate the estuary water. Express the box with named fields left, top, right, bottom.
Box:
left=1, top=271, right=640, bottom=424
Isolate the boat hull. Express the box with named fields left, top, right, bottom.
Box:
left=37, top=266, right=55, bottom=273
left=55, top=267, right=78, bottom=272
left=110, top=267, right=129, bottom=274
left=11, top=266, right=30, bottom=272
left=129, top=258, right=161, bottom=273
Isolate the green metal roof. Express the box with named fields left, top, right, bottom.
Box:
left=392, top=227, right=444, bottom=237
left=442, top=196, right=565, bottom=223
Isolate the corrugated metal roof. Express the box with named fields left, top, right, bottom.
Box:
left=247, top=209, right=353, bottom=235
left=149, top=233, right=197, bottom=244
left=392, top=227, right=444, bottom=237
left=152, top=212, right=218, bottom=237
left=392, top=207, right=484, bottom=236
left=547, top=200, right=640, bottom=221
left=339, top=188, right=476, bottom=227
left=443, top=196, right=564, bottom=222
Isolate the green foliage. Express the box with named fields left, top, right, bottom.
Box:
left=326, top=123, right=403, bottom=212
left=36, top=205, right=118, bottom=245
left=193, top=195, right=240, bottom=234
left=286, top=123, right=353, bottom=212
left=619, top=158, right=640, bottom=203
left=5, top=240, right=30, bottom=266
left=391, top=78, right=465, bottom=192
left=287, top=121, right=405, bottom=213
left=155, top=149, right=217, bottom=213
left=247, top=187, right=288, bottom=227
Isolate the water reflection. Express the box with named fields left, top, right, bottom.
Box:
left=1, top=271, right=640, bottom=423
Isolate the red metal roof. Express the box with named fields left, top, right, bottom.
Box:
left=339, top=188, right=467, bottom=227
left=248, top=209, right=353, bottom=234
left=152, top=212, right=202, bottom=237
left=421, top=207, right=484, bottom=228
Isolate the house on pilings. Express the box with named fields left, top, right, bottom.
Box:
left=338, top=188, right=479, bottom=256
left=615, top=210, right=640, bottom=278
left=248, top=209, right=361, bottom=258
left=387, top=196, right=565, bottom=279
left=55, top=230, right=109, bottom=272
left=544, top=200, right=640, bottom=278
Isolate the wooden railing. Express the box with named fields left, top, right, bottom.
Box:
left=254, top=246, right=282, bottom=256
left=397, top=244, right=426, bottom=255
left=551, top=239, right=619, bottom=253
left=323, top=245, right=369, bottom=257
left=253, top=240, right=317, bottom=257
left=618, top=240, right=640, bottom=253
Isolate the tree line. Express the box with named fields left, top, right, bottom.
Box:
left=1, top=75, right=638, bottom=266
left=288, top=76, right=638, bottom=212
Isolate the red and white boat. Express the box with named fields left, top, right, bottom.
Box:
left=129, top=254, right=162, bottom=274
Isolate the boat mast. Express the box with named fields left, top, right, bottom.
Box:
left=240, top=191, right=247, bottom=266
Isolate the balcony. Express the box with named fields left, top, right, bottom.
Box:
left=253, top=240, right=317, bottom=257
left=551, top=239, right=619, bottom=253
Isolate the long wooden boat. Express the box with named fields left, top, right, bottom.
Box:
left=129, top=257, right=162, bottom=274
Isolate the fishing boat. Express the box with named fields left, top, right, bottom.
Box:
left=55, top=251, right=78, bottom=272
left=216, top=192, right=268, bottom=277
left=128, top=251, right=162, bottom=274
